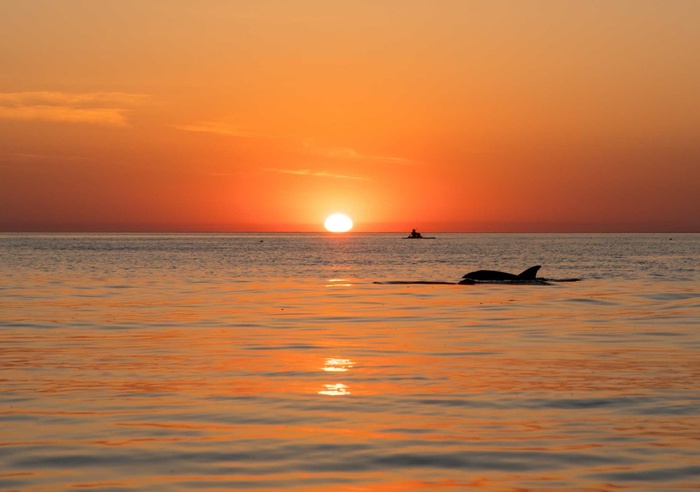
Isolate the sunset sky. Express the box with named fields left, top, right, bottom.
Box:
left=1, top=1, right=698, bottom=232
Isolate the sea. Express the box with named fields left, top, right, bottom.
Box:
left=1, top=233, right=698, bottom=491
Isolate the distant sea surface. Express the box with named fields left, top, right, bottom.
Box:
left=1, top=233, right=699, bottom=491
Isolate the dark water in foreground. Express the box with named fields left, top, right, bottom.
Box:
left=1, top=233, right=699, bottom=491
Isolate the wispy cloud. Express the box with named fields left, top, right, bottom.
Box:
left=264, top=168, right=369, bottom=181
left=173, top=122, right=268, bottom=139
left=0, top=91, right=148, bottom=126
left=0, top=151, right=91, bottom=172
left=173, top=125, right=414, bottom=167
left=306, top=142, right=415, bottom=166
left=0, top=152, right=89, bottom=162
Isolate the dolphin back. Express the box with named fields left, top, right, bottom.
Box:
left=462, top=269, right=518, bottom=281
left=517, top=265, right=541, bottom=279
left=462, top=265, right=542, bottom=281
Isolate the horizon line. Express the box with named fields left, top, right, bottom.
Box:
left=1, top=229, right=697, bottom=234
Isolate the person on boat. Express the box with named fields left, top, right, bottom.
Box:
left=409, top=229, right=423, bottom=238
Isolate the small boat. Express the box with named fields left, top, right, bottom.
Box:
left=404, top=229, right=435, bottom=239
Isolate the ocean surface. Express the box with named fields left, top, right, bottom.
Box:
left=1, top=233, right=698, bottom=491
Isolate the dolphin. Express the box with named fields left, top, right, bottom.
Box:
left=459, top=265, right=542, bottom=284
left=373, top=265, right=580, bottom=286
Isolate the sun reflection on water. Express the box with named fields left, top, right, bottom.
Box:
left=319, top=358, right=355, bottom=395
left=318, top=383, right=350, bottom=396
left=326, top=278, right=352, bottom=287
left=322, top=358, right=355, bottom=372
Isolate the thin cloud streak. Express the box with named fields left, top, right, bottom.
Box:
left=173, top=126, right=414, bottom=166
left=173, top=122, right=270, bottom=139
left=0, top=106, right=130, bottom=126
left=264, top=168, right=369, bottom=181
left=0, top=152, right=90, bottom=171
left=0, top=92, right=148, bottom=126
left=0, top=92, right=148, bottom=105
left=306, top=143, right=415, bottom=166
left=0, top=152, right=89, bottom=162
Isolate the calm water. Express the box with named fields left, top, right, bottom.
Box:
left=1, top=233, right=699, bottom=491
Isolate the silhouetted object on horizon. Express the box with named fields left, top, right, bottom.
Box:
left=404, top=228, right=436, bottom=239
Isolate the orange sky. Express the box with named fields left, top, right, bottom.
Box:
left=1, top=1, right=699, bottom=232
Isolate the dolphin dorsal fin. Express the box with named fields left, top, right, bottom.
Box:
left=517, top=265, right=541, bottom=279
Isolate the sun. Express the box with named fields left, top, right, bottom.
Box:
left=324, top=213, right=353, bottom=233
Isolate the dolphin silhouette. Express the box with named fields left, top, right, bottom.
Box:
left=458, top=265, right=542, bottom=284
left=374, top=265, right=580, bottom=286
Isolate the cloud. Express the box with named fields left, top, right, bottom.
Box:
left=305, top=142, right=415, bottom=165
left=0, top=91, right=148, bottom=126
left=173, top=126, right=414, bottom=167
left=173, top=122, right=267, bottom=138
left=0, top=152, right=89, bottom=162
left=264, top=168, right=369, bottom=181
